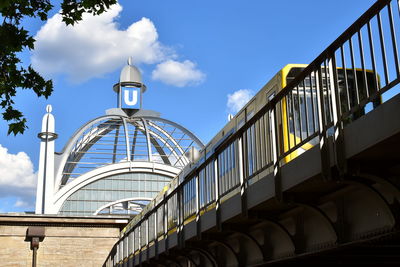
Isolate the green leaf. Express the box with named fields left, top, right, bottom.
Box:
left=0, top=0, right=115, bottom=135
left=7, top=118, right=27, bottom=135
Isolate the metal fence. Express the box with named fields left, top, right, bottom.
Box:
left=104, top=0, right=400, bottom=265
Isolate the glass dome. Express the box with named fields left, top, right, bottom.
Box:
left=60, top=113, right=203, bottom=186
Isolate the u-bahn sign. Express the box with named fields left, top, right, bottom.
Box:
left=122, top=87, right=140, bottom=109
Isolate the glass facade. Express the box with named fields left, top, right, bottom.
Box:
left=59, top=172, right=171, bottom=216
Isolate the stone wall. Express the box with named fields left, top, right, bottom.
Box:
left=0, top=215, right=128, bottom=267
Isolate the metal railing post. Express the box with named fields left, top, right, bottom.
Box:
left=238, top=136, right=247, bottom=216
left=270, top=106, right=282, bottom=201
left=214, top=157, right=221, bottom=230
left=316, top=67, right=332, bottom=180
left=330, top=55, right=347, bottom=177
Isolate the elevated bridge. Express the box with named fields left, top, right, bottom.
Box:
left=104, top=0, right=400, bottom=265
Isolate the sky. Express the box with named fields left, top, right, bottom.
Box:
left=0, top=0, right=378, bottom=212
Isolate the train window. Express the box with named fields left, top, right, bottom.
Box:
left=245, top=124, right=255, bottom=176
left=183, top=177, right=196, bottom=219
left=217, top=141, right=238, bottom=195
left=336, top=69, right=381, bottom=119
left=287, top=67, right=304, bottom=80
left=268, top=93, right=275, bottom=101
left=156, top=205, right=164, bottom=237
left=167, top=194, right=178, bottom=229
left=199, top=168, right=206, bottom=208
left=286, top=72, right=320, bottom=144
left=246, top=100, right=255, bottom=121
left=148, top=213, right=156, bottom=242
left=123, top=235, right=128, bottom=258
left=134, top=227, right=140, bottom=252
left=128, top=231, right=133, bottom=255
left=206, top=161, right=215, bottom=203
left=287, top=84, right=319, bottom=140
left=253, top=112, right=272, bottom=172
left=140, top=220, right=147, bottom=247
left=116, top=241, right=121, bottom=262
left=197, top=162, right=215, bottom=207
left=237, top=110, right=245, bottom=128
left=246, top=109, right=254, bottom=121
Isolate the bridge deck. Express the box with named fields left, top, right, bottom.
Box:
left=120, top=86, right=400, bottom=267
left=105, top=0, right=400, bottom=266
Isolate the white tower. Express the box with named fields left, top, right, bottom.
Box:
left=35, top=105, right=57, bottom=214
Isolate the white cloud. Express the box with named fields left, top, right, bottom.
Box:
left=0, top=144, right=37, bottom=201
left=227, top=89, right=254, bottom=114
left=31, top=4, right=174, bottom=82
left=152, top=152, right=181, bottom=166
left=152, top=60, right=205, bottom=87
left=14, top=199, right=30, bottom=208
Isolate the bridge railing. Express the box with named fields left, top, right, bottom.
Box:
left=104, top=0, right=400, bottom=265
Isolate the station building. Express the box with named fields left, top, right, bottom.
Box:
left=35, top=59, right=204, bottom=216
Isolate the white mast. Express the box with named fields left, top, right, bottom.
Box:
left=35, top=105, right=57, bottom=214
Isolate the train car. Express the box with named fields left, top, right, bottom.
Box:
left=206, top=63, right=380, bottom=165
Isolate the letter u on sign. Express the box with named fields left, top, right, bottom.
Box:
left=123, top=88, right=139, bottom=107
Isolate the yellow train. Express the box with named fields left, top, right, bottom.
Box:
left=206, top=63, right=380, bottom=165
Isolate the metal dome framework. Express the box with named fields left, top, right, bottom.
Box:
left=36, top=60, right=204, bottom=216
left=94, top=197, right=153, bottom=215
left=58, top=114, right=203, bottom=188
left=53, top=162, right=181, bottom=216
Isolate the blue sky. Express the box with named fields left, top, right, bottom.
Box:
left=0, top=0, right=377, bottom=212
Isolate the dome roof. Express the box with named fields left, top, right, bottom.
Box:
left=58, top=111, right=203, bottom=186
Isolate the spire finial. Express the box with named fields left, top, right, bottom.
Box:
left=46, top=104, right=52, bottom=113
left=127, top=56, right=133, bottom=66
